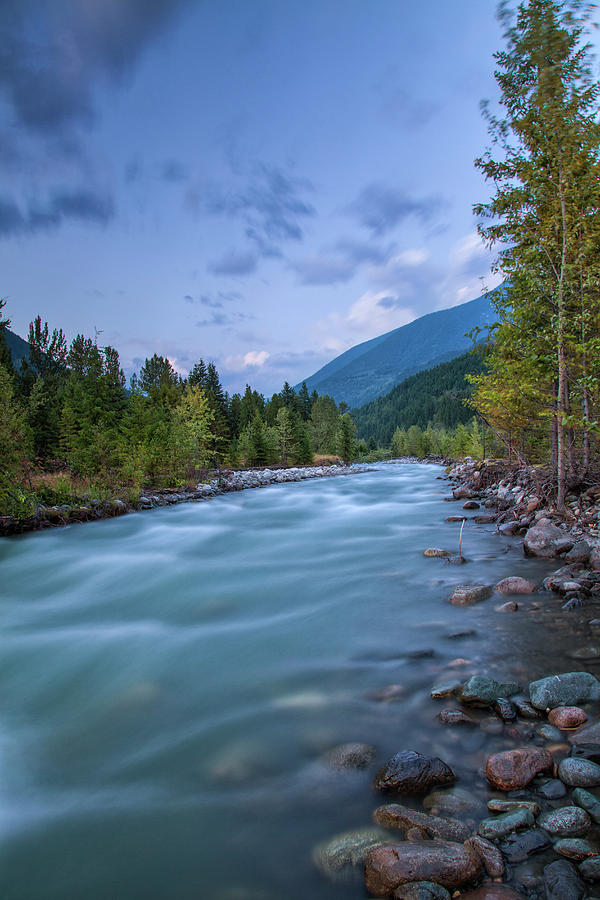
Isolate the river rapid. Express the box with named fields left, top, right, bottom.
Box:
left=0, top=462, right=592, bottom=899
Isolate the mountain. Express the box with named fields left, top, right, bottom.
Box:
left=4, top=328, right=30, bottom=369
left=296, top=291, right=496, bottom=408
left=352, top=348, right=487, bottom=446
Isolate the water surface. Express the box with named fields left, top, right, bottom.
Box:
left=0, top=463, right=591, bottom=899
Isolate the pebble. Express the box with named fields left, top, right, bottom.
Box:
left=373, top=803, right=471, bottom=842
left=495, top=600, right=518, bottom=612
left=373, top=750, right=455, bottom=795
left=549, top=707, right=588, bottom=729
left=486, top=747, right=553, bottom=790
left=464, top=835, right=505, bottom=877
left=536, top=777, right=568, bottom=799
left=312, top=827, right=390, bottom=881
left=460, top=675, right=520, bottom=706
left=537, top=723, right=563, bottom=742
left=392, top=883, right=451, bottom=900
left=499, top=827, right=552, bottom=863
left=448, top=584, right=493, bottom=605
left=487, top=799, right=540, bottom=816
left=430, top=681, right=462, bottom=700
left=478, top=808, right=534, bottom=840
left=438, top=708, right=477, bottom=726
left=579, top=854, right=600, bottom=880
left=543, top=858, right=585, bottom=900
left=554, top=838, right=598, bottom=860
left=494, top=576, right=538, bottom=594
left=423, top=786, right=482, bottom=817
left=572, top=787, right=600, bottom=824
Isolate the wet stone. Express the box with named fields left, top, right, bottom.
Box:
left=486, top=747, right=553, bottom=791
left=554, top=838, right=598, bottom=861
left=463, top=500, right=480, bottom=509
left=464, top=835, right=505, bottom=877
left=373, top=804, right=472, bottom=842
left=499, top=827, right=552, bottom=863
left=460, top=675, right=520, bottom=706
left=535, top=777, right=568, bottom=800
left=579, top=854, right=600, bottom=880
left=478, top=808, right=534, bottom=840
left=448, top=584, right=493, bottom=606
left=431, top=681, right=462, bottom=700
left=364, top=841, right=483, bottom=895
left=494, top=698, right=516, bottom=722
left=373, top=750, right=455, bottom=795
left=424, top=548, right=452, bottom=558
left=537, top=806, right=591, bottom=837
left=458, top=887, right=527, bottom=900
left=496, top=600, right=518, bottom=612
left=487, top=799, right=540, bottom=816
left=529, top=671, right=600, bottom=710
left=549, top=707, right=588, bottom=729
left=543, top=858, right=585, bottom=900
left=568, top=645, right=600, bottom=661
left=495, top=576, right=538, bottom=595
left=512, top=694, right=543, bottom=720
left=559, top=757, right=600, bottom=788
left=392, top=883, right=451, bottom=900
left=572, top=787, right=600, bottom=824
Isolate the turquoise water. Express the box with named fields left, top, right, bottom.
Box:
left=0, top=463, right=581, bottom=899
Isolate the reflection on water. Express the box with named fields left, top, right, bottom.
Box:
left=0, top=463, right=593, bottom=898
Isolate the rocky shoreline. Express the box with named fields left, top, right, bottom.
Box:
left=0, top=463, right=366, bottom=538
left=312, top=459, right=600, bottom=899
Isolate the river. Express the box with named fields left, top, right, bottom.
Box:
left=0, top=462, right=589, bottom=899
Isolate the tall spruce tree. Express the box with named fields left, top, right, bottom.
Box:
left=474, top=0, right=600, bottom=508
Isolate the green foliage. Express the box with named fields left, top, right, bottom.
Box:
left=337, top=413, right=357, bottom=463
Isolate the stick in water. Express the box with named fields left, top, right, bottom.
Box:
left=458, top=519, right=465, bottom=558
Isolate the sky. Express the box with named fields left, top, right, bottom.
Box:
left=0, top=0, right=580, bottom=395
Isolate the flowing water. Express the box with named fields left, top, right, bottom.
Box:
left=0, top=463, right=594, bottom=899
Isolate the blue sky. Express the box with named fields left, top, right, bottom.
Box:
left=0, top=1, right=558, bottom=394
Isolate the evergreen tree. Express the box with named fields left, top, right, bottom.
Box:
left=0, top=298, right=13, bottom=373
left=337, top=413, right=356, bottom=463
left=297, top=381, right=311, bottom=421
left=0, top=363, right=32, bottom=516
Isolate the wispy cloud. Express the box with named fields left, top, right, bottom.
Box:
left=347, top=182, right=446, bottom=236
left=0, top=187, right=114, bottom=238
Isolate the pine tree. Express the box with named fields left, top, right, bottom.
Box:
left=337, top=413, right=356, bottom=463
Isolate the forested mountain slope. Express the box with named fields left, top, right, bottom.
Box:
left=296, top=291, right=495, bottom=408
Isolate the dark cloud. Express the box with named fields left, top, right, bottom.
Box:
left=201, top=162, right=315, bottom=251
left=335, top=238, right=394, bottom=266
left=0, top=187, right=114, bottom=238
left=207, top=251, right=258, bottom=277
left=347, top=183, right=445, bottom=236
left=0, top=0, right=192, bottom=135
left=161, top=159, right=188, bottom=183
left=195, top=310, right=253, bottom=328
left=376, top=295, right=403, bottom=309
left=184, top=291, right=242, bottom=307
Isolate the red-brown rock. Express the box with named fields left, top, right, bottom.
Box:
left=486, top=747, right=553, bottom=791
left=548, top=706, right=587, bottom=729
left=364, top=841, right=482, bottom=895
left=494, top=576, right=538, bottom=595
left=458, top=886, right=527, bottom=899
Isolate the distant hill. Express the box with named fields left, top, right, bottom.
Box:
left=296, top=291, right=496, bottom=408
left=4, top=328, right=30, bottom=369
left=352, top=349, right=487, bottom=446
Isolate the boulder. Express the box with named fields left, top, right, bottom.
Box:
left=486, top=747, right=553, bottom=790
left=528, top=672, right=600, bottom=710
left=494, top=576, right=538, bottom=594
left=448, top=584, right=493, bottom=606
left=364, top=841, right=482, bottom=895
left=543, top=859, right=585, bottom=900
left=523, top=524, right=571, bottom=558
left=373, top=750, right=454, bottom=795
left=373, top=803, right=471, bottom=842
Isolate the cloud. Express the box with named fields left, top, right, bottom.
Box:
left=0, top=187, right=114, bottom=238
left=0, top=0, right=192, bottom=135
left=347, top=183, right=445, bottom=236
left=199, top=161, right=316, bottom=254
left=161, top=159, right=188, bottom=182
left=225, top=350, right=270, bottom=371
left=184, top=290, right=242, bottom=307
left=207, top=250, right=258, bottom=277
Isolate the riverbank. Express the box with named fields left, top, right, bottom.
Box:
left=0, top=462, right=367, bottom=537
left=312, top=459, right=600, bottom=898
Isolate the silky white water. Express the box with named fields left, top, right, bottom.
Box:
left=0, top=463, right=575, bottom=898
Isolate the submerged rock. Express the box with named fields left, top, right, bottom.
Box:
left=499, top=827, right=552, bottom=863
left=549, top=707, right=587, bottom=729
left=543, top=858, right=585, bottom=900
left=486, top=747, right=553, bottom=790
left=423, top=786, right=481, bottom=817
left=364, top=840, right=482, bottom=895
left=448, top=584, right=493, bottom=606
left=392, top=883, right=451, bottom=900
left=579, top=854, right=600, bottom=880
left=373, top=750, right=455, bottom=795
left=438, top=708, right=477, bottom=726
left=312, top=828, right=390, bottom=882
left=458, top=886, right=527, bottom=899
left=478, top=808, right=534, bottom=840
left=572, top=787, right=600, bottom=824
left=537, top=806, right=591, bottom=837
left=324, top=742, right=376, bottom=770
left=424, top=548, right=452, bottom=558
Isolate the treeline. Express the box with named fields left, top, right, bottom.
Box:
left=352, top=350, right=486, bottom=446
left=0, top=302, right=357, bottom=517
left=470, top=0, right=600, bottom=508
